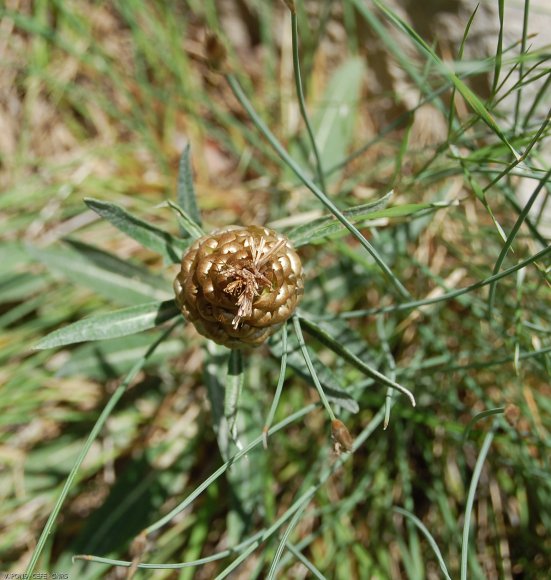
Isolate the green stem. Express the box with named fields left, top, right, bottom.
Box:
left=263, top=323, right=288, bottom=448
left=225, top=73, right=411, bottom=300
left=225, top=348, right=244, bottom=442
left=487, top=167, right=551, bottom=315
left=292, top=315, right=336, bottom=421
left=290, top=11, right=326, bottom=192
left=317, top=244, right=550, bottom=319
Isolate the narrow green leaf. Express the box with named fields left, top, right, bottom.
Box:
left=447, top=3, right=480, bottom=136
left=163, top=200, right=205, bottom=240
left=0, top=271, right=49, bottom=304
left=488, top=167, right=551, bottom=314
left=270, top=327, right=360, bottom=414
left=394, top=508, right=452, bottom=580
left=461, top=420, right=501, bottom=580
left=177, top=144, right=203, bottom=228
left=0, top=241, right=36, bottom=274
left=451, top=144, right=508, bottom=243
left=288, top=192, right=392, bottom=247
left=290, top=11, right=326, bottom=191
left=28, top=242, right=172, bottom=305
left=84, top=198, right=188, bottom=264
left=292, top=315, right=337, bottom=421
left=288, top=193, right=448, bottom=247
left=34, top=300, right=180, bottom=349
left=0, top=295, right=44, bottom=329
left=491, top=0, right=505, bottom=96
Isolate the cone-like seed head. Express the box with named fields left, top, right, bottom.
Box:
left=173, top=225, right=304, bottom=348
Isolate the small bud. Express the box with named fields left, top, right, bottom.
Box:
left=331, top=419, right=354, bottom=453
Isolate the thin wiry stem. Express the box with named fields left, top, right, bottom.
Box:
left=263, top=322, right=288, bottom=448
left=267, top=498, right=310, bottom=579
left=290, top=10, right=327, bottom=192
left=487, top=167, right=551, bottom=316
left=461, top=419, right=501, bottom=580
left=225, top=73, right=412, bottom=300
left=312, top=244, right=551, bottom=319
left=292, top=315, right=336, bottom=421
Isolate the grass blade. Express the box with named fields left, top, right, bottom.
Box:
left=461, top=417, right=502, bottom=580
left=491, top=0, right=505, bottom=96
left=289, top=9, right=326, bottom=191
left=447, top=3, right=480, bottom=137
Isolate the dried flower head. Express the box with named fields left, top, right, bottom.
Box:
left=173, top=226, right=304, bottom=348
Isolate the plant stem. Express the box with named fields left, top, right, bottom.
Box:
left=292, top=315, right=336, bottom=421
left=225, top=73, right=412, bottom=300
left=290, top=11, right=326, bottom=192
left=263, top=323, right=288, bottom=448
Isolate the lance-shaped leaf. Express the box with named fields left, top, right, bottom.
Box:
left=34, top=300, right=180, bottom=350
left=84, top=198, right=189, bottom=264
left=177, top=144, right=203, bottom=229
left=287, top=193, right=451, bottom=248
left=162, top=200, right=205, bottom=241
left=287, top=192, right=392, bottom=247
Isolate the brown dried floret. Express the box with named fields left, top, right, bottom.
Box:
left=173, top=225, right=304, bottom=348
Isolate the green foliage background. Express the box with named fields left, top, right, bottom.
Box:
left=1, top=0, right=550, bottom=578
